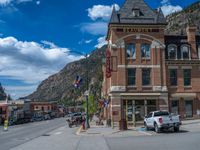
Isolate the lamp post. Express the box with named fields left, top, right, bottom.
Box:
left=65, top=51, right=90, bottom=128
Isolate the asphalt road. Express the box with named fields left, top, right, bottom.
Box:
left=105, top=131, right=200, bottom=150
left=1, top=119, right=200, bottom=150
left=0, top=118, right=67, bottom=150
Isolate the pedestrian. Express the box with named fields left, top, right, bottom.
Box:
left=82, top=115, right=86, bottom=130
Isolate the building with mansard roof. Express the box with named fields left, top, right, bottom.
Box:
left=102, top=0, right=200, bottom=128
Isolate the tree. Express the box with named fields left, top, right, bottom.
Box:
left=83, top=94, right=97, bottom=117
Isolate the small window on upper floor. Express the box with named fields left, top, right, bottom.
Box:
left=126, top=43, right=136, bottom=59
left=181, top=45, right=191, bottom=59
left=141, top=43, right=150, bottom=59
left=132, top=8, right=143, bottom=17
left=168, top=44, right=177, bottom=60
left=198, top=45, right=200, bottom=59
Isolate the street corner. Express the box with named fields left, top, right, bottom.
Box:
left=76, top=126, right=83, bottom=136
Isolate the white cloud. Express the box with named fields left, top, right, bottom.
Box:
left=0, top=0, right=12, bottom=5
left=0, top=0, right=33, bottom=6
left=80, top=22, right=107, bottom=35
left=87, top=4, right=120, bottom=21
left=79, top=39, right=93, bottom=45
left=160, top=0, right=182, bottom=16
left=95, top=36, right=107, bottom=49
left=0, top=37, right=81, bottom=98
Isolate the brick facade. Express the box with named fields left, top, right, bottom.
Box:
left=102, top=0, right=200, bottom=127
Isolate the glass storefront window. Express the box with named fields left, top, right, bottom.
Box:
left=141, top=43, right=150, bottom=58
left=185, top=101, right=193, bottom=118
left=171, top=101, right=179, bottom=115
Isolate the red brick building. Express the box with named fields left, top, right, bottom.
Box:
left=102, top=0, right=200, bottom=127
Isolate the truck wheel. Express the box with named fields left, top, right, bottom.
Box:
left=154, top=123, right=160, bottom=133
left=144, top=123, right=149, bottom=131
left=174, top=126, right=180, bottom=132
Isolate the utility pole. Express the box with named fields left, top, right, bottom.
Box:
left=85, top=54, right=90, bottom=129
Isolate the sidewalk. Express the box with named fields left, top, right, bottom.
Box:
left=78, top=121, right=150, bottom=137
left=182, top=119, right=200, bottom=125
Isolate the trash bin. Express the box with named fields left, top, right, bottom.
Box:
left=119, top=119, right=127, bottom=131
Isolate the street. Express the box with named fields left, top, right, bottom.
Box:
left=0, top=118, right=67, bottom=150
left=0, top=119, right=200, bottom=150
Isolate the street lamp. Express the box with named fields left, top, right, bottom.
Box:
left=64, top=51, right=90, bottom=128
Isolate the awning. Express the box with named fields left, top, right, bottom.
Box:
left=120, top=93, right=161, bottom=96
left=171, top=93, right=196, bottom=98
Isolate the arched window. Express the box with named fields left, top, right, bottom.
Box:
left=168, top=44, right=177, bottom=59
left=126, top=43, right=136, bottom=59
left=181, top=45, right=190, bottom=59
left=141, top=43, right=150, bottom=59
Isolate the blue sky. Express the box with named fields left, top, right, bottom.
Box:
left=0, top=0, right=199, bottom=99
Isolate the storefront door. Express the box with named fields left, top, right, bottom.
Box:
left=185, top=100, right=193, bottom=118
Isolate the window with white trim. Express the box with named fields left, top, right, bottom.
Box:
left=141, top=43, right=150, bottom=59
left=126, top=43, right=136, bottom=59
left=181, top=45, right=190, bottom=59
left=168, top=44, right=177, bottom=59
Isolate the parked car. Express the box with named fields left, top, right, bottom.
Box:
left=144, top=111, right=181, bottom=133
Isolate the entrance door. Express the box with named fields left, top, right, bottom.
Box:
left=185, top=101, right=193, bottom=118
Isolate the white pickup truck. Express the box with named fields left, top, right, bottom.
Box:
left=144, top=111, right=181, bottom=133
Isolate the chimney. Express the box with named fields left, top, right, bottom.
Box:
left=186, top=26, right=197, bottom=59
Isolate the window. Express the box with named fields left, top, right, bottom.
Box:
left=168, top=44, right=177, bottom=59
left=181, top=45, right=190, bottom=59
left=132, top=9, right=140, bottom=17
left=169, top=69, right=177, bottom=86
left=184, top=69, right=191, bottom=86
left=198, top=45, right=200, bottom=59
left=171, top=101, right=179, bottom=115
left=127, top=69, right=136, bottom=86
left=142, top=69, right=151, bottom=86
left=141, top=44, right=150, bottom=58
left=126, top=44, right=136, bottom=59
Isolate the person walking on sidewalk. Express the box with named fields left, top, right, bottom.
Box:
left=82, top=115, right=86, bottom=130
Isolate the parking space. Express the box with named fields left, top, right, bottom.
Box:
left=136, top=120, right=200, bottom=136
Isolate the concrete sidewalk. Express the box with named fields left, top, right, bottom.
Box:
left=9, top=125, right=110, bottom=150
left=182, top=119, right=200, bottom=125
left=78, top=121, right=150, bottom=137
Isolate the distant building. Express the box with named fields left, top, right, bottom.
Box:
left=102, top=0, right=200, bottom=127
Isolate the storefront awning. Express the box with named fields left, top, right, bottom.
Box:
left=171, top=93, right=196, bottom=98
left=120, top=93, right=161, bottom=96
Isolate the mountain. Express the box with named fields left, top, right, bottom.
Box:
left=165, top=1, right=200, bottom=35
left=0, top=83, right=6, bottom=101
left=26, top=46, right=106, bottom=103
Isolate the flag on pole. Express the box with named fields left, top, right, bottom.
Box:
left=74, top=76, right=82, bottom=88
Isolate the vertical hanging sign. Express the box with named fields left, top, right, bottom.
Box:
left=106, top=49, right=111, bottom=78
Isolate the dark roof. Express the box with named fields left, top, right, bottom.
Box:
left=110, top=0, right=166, bottom=24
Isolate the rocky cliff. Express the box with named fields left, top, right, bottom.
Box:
left=165, top=1, right=200, bottom=35
left=26, top=46, right=106, bottom=104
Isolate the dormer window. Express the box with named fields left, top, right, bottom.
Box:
left=168, top=44, right=177, bottom=60
left=181, top=45, right=191, bottom=59
left=132, top=8, right=141, bottom=17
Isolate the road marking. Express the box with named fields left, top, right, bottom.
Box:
left=138, top=131, right=153, bottom=136
left=54, top=132, right=62, bottom=135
